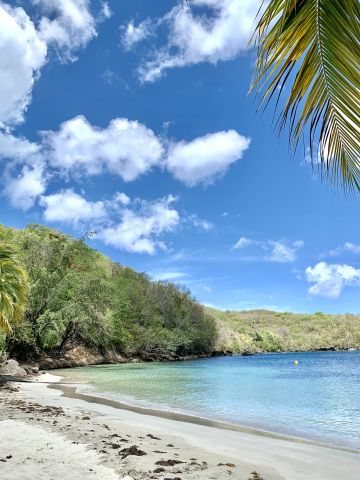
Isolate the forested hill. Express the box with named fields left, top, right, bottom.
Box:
left=209, top=308, right=360, bottom=354
left=0, top=224, right=359, bottom=368
left=0, top=224, right=216, bottom=365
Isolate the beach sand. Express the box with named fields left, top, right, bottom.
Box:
left=0, top=373, right=359, bottom=480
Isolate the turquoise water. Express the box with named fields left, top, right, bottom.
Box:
left=57, top=351, right=360, bottom=449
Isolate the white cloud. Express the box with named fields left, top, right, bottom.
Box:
left=40, top=189, right=106, bottom=225
left=32, top=0, right=97, bottom=60
left=98, top=2, right=112, bottom=22
left=0, top=3, right=47, bottom=126
left=138, top=0, right=261, bottom=82
left=99, top=196, right=180, bottom=254
left=0, top=132, right=45, bottom=209
left=0, top=132, right=40, bottom=161
left=187, top=214, right=213, bottom=231
left=152, top=271, right=188, bottom=281
left=0, top=0, right=108, bottom=128
left=121, top=19, right=153, bottom=50
left=234, top=236, right=254, bottom=249
left=328, top=242, right=360, bottom=257
left=43, top=115, right=164, bottom=181
left=306, top=262, right=360, bottom=299
left=233, top=237, right=304, bottom=263
left=166, top=130, right=250, bottom=186
left=36, top=191, right=189, bottom=255
left=267, top=240, right=304, bottom=263
left=113, top=192, right=130, bottom=206
left=0, top=119, right=251, bottom=208
left=4, top=162, right=46, bottom=210
left=202, top=285, right=212, bottom=293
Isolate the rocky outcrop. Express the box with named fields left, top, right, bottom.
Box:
left=38, top=346, right=128, bottom=369
left=22, top=346, right=234, bottom=370
left=0, top=359, right=28, bottom=378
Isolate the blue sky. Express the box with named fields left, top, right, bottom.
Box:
left=1, top=0, right=360, bottom=313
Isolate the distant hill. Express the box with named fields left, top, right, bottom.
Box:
left=208, top=307, right=360, bottom=354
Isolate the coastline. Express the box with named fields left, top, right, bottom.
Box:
left=51, top=382, right=359, bottom=453
left=29, top=347, right=359, bottom=371
left=1, top=373, right=359, bottom=480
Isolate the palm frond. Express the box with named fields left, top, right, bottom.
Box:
left=0, top=243, right=29, bottom=333
left=251, top=0, right=360, bottom=193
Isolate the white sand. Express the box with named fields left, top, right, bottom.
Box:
left=0, top=420, right=121, bottom=480
left=1, top=376, right=359, bottom=480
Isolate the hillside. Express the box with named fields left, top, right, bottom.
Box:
left=1, top=223, right=359, bottom=368
left=210, top=308, right=360, bottom=354
left=0, top=224, right=216, bottom=366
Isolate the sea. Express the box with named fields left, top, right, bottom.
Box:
left=55, top=350, right=360, bottom=449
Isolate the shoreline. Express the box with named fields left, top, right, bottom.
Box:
left=1, top=373, right=359, bottom=479
left=51, top=381, right=359, bottom=454
left=24, top=347, right=359, bottom=371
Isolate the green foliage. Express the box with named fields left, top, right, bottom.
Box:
left=251, top=0, right=360, bottom=193
left=0, top=224, right=215, bottom=361
left=209, top=308, right=360, bottom=353
left=0, top=241, right=29, bottom=332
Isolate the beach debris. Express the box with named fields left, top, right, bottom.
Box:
left=147, top=433, right=161, bottom=440
left=249, top=472, right=264, bottom=480
left=155, top=459, right=184, bottom=466
left=166, top=443, right=175, bottom=447
left=119, top=445, right=147, bottom=459
left=4, top=399, right=65, bottom=417
left=82, top=416, right=91, bottom=420
left=153, top=450, right=167, bottom=453
left=0, top=455, right=12, bottom=463
left=218, top=462, right=236, bottom=468
left=107, top=443, right=121, bottom=449
left=153, top=467, right=165, bottom=473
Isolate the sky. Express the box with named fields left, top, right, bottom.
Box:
left=1, top=0, right=360, bottom=314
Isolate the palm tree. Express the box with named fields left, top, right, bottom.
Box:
left=0, top=243, right=29, bottom=333
left=251, top=0, right=360, bottom=192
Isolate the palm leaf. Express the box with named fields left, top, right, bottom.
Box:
left=0, top=243, right=29, bottom=333
left=251, top=0, right=360, bottom=193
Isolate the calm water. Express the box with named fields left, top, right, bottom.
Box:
left=56, top=351, right=360, bottom=449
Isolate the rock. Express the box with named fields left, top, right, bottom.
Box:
left=0, top=359, right=27, bottom=377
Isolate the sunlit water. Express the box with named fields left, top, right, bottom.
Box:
left=56, top=351, right=360, bottom=449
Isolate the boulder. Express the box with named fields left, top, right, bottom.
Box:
left=0, top=359, right=28, bottom=377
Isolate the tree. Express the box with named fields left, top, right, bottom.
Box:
left=251, top=0, right=360, bottom=192
left=0, top=243, right=29, bottom=333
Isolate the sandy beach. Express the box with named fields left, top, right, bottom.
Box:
left=0, top=373, right=359, bottom=480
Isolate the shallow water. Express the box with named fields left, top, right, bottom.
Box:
left=56, top=351, right=360, bottom=449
